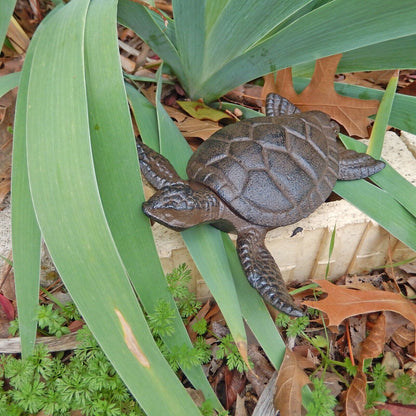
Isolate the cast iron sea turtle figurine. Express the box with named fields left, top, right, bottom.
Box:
left=137, top=94, right=385, bottom=317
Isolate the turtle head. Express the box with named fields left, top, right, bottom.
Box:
left=142, top=183, right=221, bottom=231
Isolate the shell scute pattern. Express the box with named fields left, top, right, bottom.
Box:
left=187, top=111, right=340, bottom=228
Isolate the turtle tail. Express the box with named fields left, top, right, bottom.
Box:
left=236, top=227, right=303, bottom=317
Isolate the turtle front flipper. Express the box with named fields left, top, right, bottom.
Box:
left=236, top=227, right=303, bottom=317
left=137, top=142, right=184, bottom=189
left=338, top=148, right=385, bottom=180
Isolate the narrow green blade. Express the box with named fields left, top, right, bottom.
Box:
left=197, top=0, right=416, bottom=101
left=24, top=0, right=201, bottom=413
left=11, top=15, right=45, bottom=357
left=182, top=226, right=248, bottom=353
left=336, top=137, right=416, bottom=252
left=0, top=0, right=16, bottom=48
left=171, top=0, right=206, bottom=97
left=126, top=82, right=159, bottom=149
left=94, top=78, right=220, bottom=411
left=367, top=71, right=398, bottom=159
left=338, top=34, right=416, bottom=73
left=0, top=72, right=20, bottom=98
left=119, top=0, right=416, bottom=102
left=293, top=35, right=416, bottom=77
left=127, top=83, right=222, bottom=408
left=334, top=180, right=416, bottom=252
left=339, top=134, right=416, bottom=219
left=203, top=0, right=312, bottom=78
left=117, top=0, right=181, bottom=76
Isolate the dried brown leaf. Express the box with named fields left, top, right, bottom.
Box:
left=140, top=85, right=221, bottom=140
left=164, top=104, right=221, bottom=140
left=246, top=344, right=274, bottom=397
left=384, top=311, right=411, bottom=340
left=344, top=368, right=367, bottom=416
left=400, top=262, right=416, bottom=275
left=343, top=70, right=395, bottom=90
left=224, top=368, right=246, bottom=410
left=225, top=84, right=263, bottom=108
left=186, top=388, right=205, bottom=408
left=392, top=325, right=415, bottom=348
left=274, top=349, right=310, bottom=416
left=235, top=394, right=247, bottom=416
left=359, top=313, right=386, bottom=361
left=376, top=403, right=416, bottom=415
left=177, top=100, right=232, bottom=122
left=303, top=280, right=416, bottom=345
left=263, top=54, right=379, bottom=137
left=0, top=91, right=15, bottom=203
left=6, top=17, right=30, bottom=54
left=343, top=315, right=386, bottom=416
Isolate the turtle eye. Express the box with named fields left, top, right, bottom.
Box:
left=330, top=120, right=340, bottom=135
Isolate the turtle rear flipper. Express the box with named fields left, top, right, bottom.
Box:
left=137, top=142, right=184, bottom=189
left=236, top=227, right=304, bottom=317
left=338, top=148, right=385, bottom=180
left=265, top=93, right=300, bottom=117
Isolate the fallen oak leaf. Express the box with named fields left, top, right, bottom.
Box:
left=263, top=54, right=379, bottom=137
left=274, top=348, right=311, bottom=416
left=303, top=280, right=416, bottom=346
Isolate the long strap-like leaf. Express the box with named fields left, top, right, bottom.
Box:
left=22, top=0, right=202, bottom=414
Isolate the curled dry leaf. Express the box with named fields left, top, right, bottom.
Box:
left=0, top=294, right=14, bottom=321
left=263, top=54, right=379, bottom=137
left=344, top=314, right=386, bottom=415
left=359, top=313, right=386, bottom=360
left=164, top=105, right=222, bottom=140
left=392, top=325, right=415, bottom=348
left=303, top=280, right=416, bottom=346
left=274, top=349, right=310, bottom=416
left=224, top=368, right=246, bottom=410
left=140, top=85, right=222, bottom=140
left=344, top=368, right=367, bottom=416
left=0, top=91, right=15, bottom=204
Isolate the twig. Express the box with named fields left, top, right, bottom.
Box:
left=0, top=332, right=79, bottom=354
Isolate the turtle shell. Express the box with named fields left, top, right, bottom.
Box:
left=186, top=111, right=340, bottom=228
